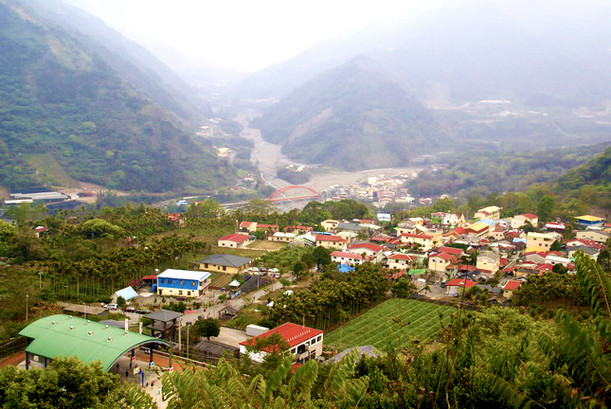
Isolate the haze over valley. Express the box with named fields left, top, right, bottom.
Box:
left=0, top=0, right=609, bottom=204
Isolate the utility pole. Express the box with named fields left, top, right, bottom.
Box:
left=178, top=319, right=181, bottom=353
left=25, top=293, right=29, bottom=321
left=186, top=323, right=190, bottom=360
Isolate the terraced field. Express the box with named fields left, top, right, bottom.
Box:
left=209, top=272, right=233, bottom=289
left=325, top=299, right=454, bottom=351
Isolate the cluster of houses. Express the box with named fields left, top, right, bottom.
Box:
left=319, top=174, right=419, bottom=208
left=216, top=209, right=608, bottom=301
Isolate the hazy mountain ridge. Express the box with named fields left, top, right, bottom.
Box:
left=27, top=0, right=209, bottom=122
left=253, top=57, right=449, bottom=170
left=236, top=0, right=611, bottom=107
left=0, top=0, right=232, bottom=192
left=250, top=0, right=611, bottom=170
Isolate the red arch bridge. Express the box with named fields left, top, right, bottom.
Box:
left=268, top=185, right=321, bottom=202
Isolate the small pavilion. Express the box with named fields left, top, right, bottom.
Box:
left=144, top=309, right=183, bottom=341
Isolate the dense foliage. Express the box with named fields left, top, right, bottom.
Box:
left=407, top=144, right=607, bottom=199
left=0, top=0, right=235, bottom=192
left=254, top=57, right=445, bottom=170
left=0, top=357, right=154, bottom=408
left=161, top=253, right=610, bottom=408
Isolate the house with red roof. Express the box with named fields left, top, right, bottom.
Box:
left=437, top=246, right=464, bottom=257
left=256, top=223, right=279, bottom=234
left=386, top=253, right=415, bottom=270
left=445, top=278, right=477, bottom=296
left=428, top=252, right=457, bottom=272
left=511, top=213, right=539, bottom=229
left=315, top=234, right=347, bottom=249
left=346, top=242, right=385, bottom=262
left=239, top=221, right=258, bottom=233
left=239, top=322, right=324, bottom=363
left=502, top=280, right=523, bottom=299
left=218, top=233, right=253, bottom=248
left=331, top=251, right=364, bottom=266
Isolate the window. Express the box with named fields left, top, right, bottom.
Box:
left=159, top=278, right=164, bottom=284
left=205, top=263, right=209, bottom=268
left=187, top=291, right=191, bottom=296
left=168, top=279, right=172, bottom=284
left=290, top=348, right=296, bottom=354
left=222, top=266, right=226, bottom=271
left=179, top=290, right=183, bottom=295
left=191, top=281, right=196, bottom=287
left=180, top=280, right=184, bottom=285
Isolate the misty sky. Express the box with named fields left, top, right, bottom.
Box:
left=64, top=0, right=440, bottom=72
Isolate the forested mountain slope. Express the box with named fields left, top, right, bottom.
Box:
left=252, top=57, right=449, bottom=170
left=0, top=0, right=231, bottom=192
left=250, top=1, right=611, bottom=170
left=407, top=144, right=610, bottom=199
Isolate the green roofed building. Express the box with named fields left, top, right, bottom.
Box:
left=19, top=314, right=169, bottom=371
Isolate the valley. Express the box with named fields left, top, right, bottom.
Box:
left=237, top=109, right=423, bottom=210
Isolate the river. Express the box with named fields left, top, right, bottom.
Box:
left=237, top=110, right=421, bottom=210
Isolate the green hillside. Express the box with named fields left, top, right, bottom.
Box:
left=0, top=0, right=231, bottom=192
left=556, top=146, right=611, bottom=210
left=253, top=57, right=448, bottom=170
left=407, top=144, right=609, bottom=199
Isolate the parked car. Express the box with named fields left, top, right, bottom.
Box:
left=135, top=309, right=151, bottom=314
left=123, top=306, right=136, bottom=313
left=104, top=303, right=118, bottom=310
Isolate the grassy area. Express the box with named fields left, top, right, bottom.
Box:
left=247, top=241, right=287, bottom=251
left=26, top=153, right=81, bottom=188
left=209, top=246, right=267, bottom=259
left=324, top=299, right=454, bottom=352
left=209, top=272, right=233, bottom=289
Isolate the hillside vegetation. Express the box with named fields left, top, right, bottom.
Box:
left=407, top=144, right=609, bottom=198
left=247, top=1, right=611, bottom=171
left=0, top=0, right=233, bottom=192
left=253, top=57, right=448, bottom=169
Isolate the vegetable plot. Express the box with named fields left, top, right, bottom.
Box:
left=325, top=299, right=454, bottom=351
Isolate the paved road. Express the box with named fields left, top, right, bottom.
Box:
left=179, top=281, right=284, bottom=325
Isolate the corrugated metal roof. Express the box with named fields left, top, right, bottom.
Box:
left=114, top=286, right=138, bottom=301
left=199, top=254, right=252, bottom=267
left=157, top=269, right=211, bottom=281
left=19, top=314, right=167, bottom=371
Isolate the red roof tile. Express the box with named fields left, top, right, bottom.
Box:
left=431, top=252, right=456, bottom=262
left=438, top=246, right=463, bottom=256
left=348, top=242, right=383, bottom=252
left=389, top=253, right=414, bottom=261
left=316, top=234, right=346, bottom=242
left=503, top=280, right=522, bottom=291
left=219, top=233, right=251, bottom=243
left=446, top=278, right=477, bottom=288
left=240, top=323, right=323, bottom=349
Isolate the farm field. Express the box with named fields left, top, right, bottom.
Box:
left=325, top=299, right=454, bottom=352
left=209, top=272, right=233, bottom=289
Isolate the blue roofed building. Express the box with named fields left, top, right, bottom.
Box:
left=157, top=269, right=211, bottom=297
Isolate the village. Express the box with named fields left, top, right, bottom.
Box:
left=5, top=194, right=609, bottom=406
